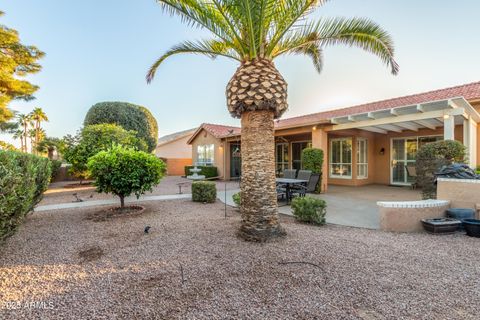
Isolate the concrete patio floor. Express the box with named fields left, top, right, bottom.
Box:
left=219, top=184, right=422, bottom=229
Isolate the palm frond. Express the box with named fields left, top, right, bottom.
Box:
left=146, top=39, right=241, bottom=83
left=312, top=17, right=399, bottom=74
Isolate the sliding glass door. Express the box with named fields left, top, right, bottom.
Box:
left=391, top=136, right=442, bottom=185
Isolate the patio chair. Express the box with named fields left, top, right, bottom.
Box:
left=283, top=169, right=297, bottom=179
left=405, top=165, right=418, bottom=190
left=297, top=170, right=312, bottom=181
left=306, top=173, right=320, bottom=193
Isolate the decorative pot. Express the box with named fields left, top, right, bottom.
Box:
left=446, top=208, right=475, bottom=230
left=421, top=218, right=462, bottom=234
left=462, top=219, right=480, bottom=238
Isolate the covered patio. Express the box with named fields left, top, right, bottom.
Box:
left=278, top=184, right=421, bottom=229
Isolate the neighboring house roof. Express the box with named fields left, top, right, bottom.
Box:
left=187, top=123, right=241, bottom=144
left=275, top=81, right=480, bottom=129
left=188, top=81, right=480, bottom=142
left=157, top=128, right=196, bottom=147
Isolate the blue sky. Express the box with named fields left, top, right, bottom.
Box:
left=2, top=0, right=480, bottom=147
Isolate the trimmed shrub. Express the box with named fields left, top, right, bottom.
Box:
left=87, top=145, right=166, bottom=208
left=0, top=151, right=52, bottom=240
left=416, top=140, right=466, bottom=199
left=63, top=124, right=147, bottom=182
left=302, top=148, right=324, bottom=193
left=192, top=181, right=217, bottom=203
left=232, top=192, right=241, bottom=206
left=50, top=159, right=62, bottom=181
left=84, top=102, right=158, bottom=152
left=291, top=196, right=327, bottom=225
left=184, top=166, right=218, bottom=178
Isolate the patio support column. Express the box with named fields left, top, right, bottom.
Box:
left=463, top=116, right=477, bottom=168
left=443, top=115, right=455, bottom=140
left=312, top=127, right=328, bottom=192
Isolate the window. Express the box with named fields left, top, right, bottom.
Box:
left=330, top=138, right=352, bottom=178
left=292, top=141, right=312, bottom=171
left=357, top=138, right=368, bottom=179
left=197, top=144, right=214, bottom=165
left=276, top=143, right=289, bottom=176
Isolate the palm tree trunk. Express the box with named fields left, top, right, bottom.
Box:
left=238, top=110, right=285, bottom=241
left=23, top=124, right=27, bottom=153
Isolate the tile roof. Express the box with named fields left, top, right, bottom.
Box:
left=201, top=123, right=242, bottom=138
left=157, top=128, right=196, bottom=146
left=188, top=81, right=480, bottom=141
left=275, top=81, right=480, bottom=129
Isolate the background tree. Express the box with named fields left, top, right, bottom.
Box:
left=29, top=107, right=48, bottom=154
left=84, top=102, right=158, bottom=152
left=37, top=136, right=61, bottom=159
left=12, top=129, right=24, bottom=152
left=88, top=145, right=166, bottom=209
left=62, top=124, right=147, bottom=184
left=16, top=113, right=31, bottom=152
left=0, top=11, right=44, bottom=123
left=146, top=0, right=398, bottom=241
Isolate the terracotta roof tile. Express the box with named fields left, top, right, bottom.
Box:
left=201, top=123, right=241, bottom=138
left=275, top=81, right=480, bottom=129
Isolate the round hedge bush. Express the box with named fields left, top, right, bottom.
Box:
left=87, top=145, right=166, bottom=208
left=416, top=140, right=466, bottom=199
left=84, top=102, right=158, bottom=152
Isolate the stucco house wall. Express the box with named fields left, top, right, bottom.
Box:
left=190, top=129, right=225, bottom=178
left=155, top=135, right=192, bottom=159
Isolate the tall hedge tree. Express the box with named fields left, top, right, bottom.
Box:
left=62, top=124, right=148, bottom=183
left=146, top=0, right=398, bottom=241
left=84, top=102, right=158, bottom=152
left=0, top=11, right=44, bottom=124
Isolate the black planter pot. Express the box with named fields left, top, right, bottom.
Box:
left=446, top=208, right=475, bottom=230
left=463, top=219, right=480, bottom=238
left=421, top=218, right=462, bottom=234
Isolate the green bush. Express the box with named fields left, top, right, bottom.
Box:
left=232, top=192, right=241, bottom=206
left=476, top=166, right=480, bottom=175
left=50, top=159, right=62, bottom=180
left=63, top=124, right=147, bottom=182
left=84, top=102, right=158, bottom=152
left=184, top=166, right=218, bottom=178
left=192, top=181, right=217, bottom=203
left=0, top=151, right=52, bottom=240
left=87, top=145, right=166, bottom=208
left=416, top=140, right=466, bottom=199
left=302, top=148, right=324, bottom=193
left=291, top=196, right=327, bottom=225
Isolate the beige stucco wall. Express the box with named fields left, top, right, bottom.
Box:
left=190, top=129, right=225, bottom=178
left=379, top=201, right=450, bottom=232
left=155, top=135, right=192, bottom=159
left=437, top=179, right=480, bottom=218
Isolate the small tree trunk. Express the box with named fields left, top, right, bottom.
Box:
left=238, top=110, right=285, bottom=241
left=120, top=195, right=125, bottom=208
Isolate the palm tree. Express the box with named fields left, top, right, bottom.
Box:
left=12, top=129, right=25, bottom=152
left=29, top=107, right=48, bottom=154
left=17, top=113, right=32, bottom=153
left=146, top=0, right=398, bottom=241
left=37, top=136, right=60, bottom=160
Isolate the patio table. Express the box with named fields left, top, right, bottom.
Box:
left=276, top=178, right=308, bottom=204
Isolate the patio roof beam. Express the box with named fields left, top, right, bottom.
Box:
left=377, top=124, right=403, bottom=133
left=360, top=126, right=388, bottom=134
left=394, top=122, right=419, bottom=132
left=413, top=120, right=437, bottom=130
left=328, top=107, right=465, bottom=132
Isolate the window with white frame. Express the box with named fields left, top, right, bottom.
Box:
left=197, top=144, right=214, bottom=165
left=357, top=138, right=368, bottom=179
left=330, top=138, right=352, bottom=178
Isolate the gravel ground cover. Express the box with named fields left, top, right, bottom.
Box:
left=1, top=199, right=479, bottom=319
left=39, top=176, right=240, bottom=206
